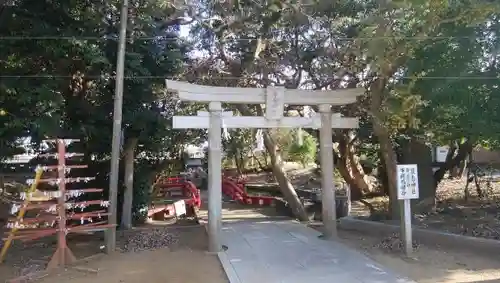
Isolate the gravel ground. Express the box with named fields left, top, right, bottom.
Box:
left=119, top=227, right=179, bottom=253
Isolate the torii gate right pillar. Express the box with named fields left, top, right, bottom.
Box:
left=319, top=104, right=336, bottom=238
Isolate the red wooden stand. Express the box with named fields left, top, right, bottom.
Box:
left=3, top=138, right=115, bottom=271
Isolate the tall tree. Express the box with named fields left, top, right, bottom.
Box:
left=0, top=0, right=196, bottom=224
left=359, top=0, right=498, bottom=217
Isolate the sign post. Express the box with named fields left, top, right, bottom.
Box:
left=396, top=164, right=419, bottom=257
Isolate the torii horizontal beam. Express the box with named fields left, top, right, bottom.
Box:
left=172, top=116, right=359, bottom=129
left=197, top=111, right=233, bottom=117
left=166, top=80, right=363, bottom=105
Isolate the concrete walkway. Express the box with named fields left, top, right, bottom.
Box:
left=218, top=220, right=414, bottom=283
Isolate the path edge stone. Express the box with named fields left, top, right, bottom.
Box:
left=200, top=219, right=241, bottom=283
left=217, top=251, right=242, bottom=283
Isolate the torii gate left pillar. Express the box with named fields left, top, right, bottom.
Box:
left=207, top=101, right=223, bottom=252
left=168, top=80, right=362, bottom=253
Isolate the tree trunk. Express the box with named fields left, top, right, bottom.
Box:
left=237, top=104, right=308, bottom=221
left=371, top=79, right=399, bottom=220
left=334, top=132, right=372, bottom=201
left=121, top=137, right=138, bottom=229
left=310, top=128, right=372, bottom=201
left=335, top=160, right=355, bottom=191
left=464, top=150, right=482, bottom=200
left=262, top=131, right=309, bottom=221
left=238, top=149, right=245, bottom=173
left=400, top=139, right=436, bottom=210
left=374, top=125, right=399, bottom=219
left=233, top=153, right=242, bottom=175
left=449, top=166, right=459, bottom=179
left=433, top=140, right=472, bottom=188
left=252, top=151, right=267, bottom=171
left=347, top=141, right=372, bottom=194
left=0, top=173, right=4, bottom=196
left=456, top=158, right=468, bottom=178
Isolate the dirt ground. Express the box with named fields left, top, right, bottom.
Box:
left=36, top=234, right=227, bottom=283
left=213, top=167, right=500, bottom=283
left=38, top=249, right=226, bottom=283
left=314, top=175, right=500, bottom=283
left=267, top=167, right=500, bottom=243
left=19, top=221, right=500, bottom=283
left=336, top=227, right=500, bottom=283
left=236, top=168, right=500, bottom=282
left=0, top=225, right=228, bottom=283
left=4, top=167, right=500, bottom=283
left=351, top=177, right=500, bottom=241
left=253, top=169, right=500, bottom=283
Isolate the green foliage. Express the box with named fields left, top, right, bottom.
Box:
left=287, top=132, right=317, bottom=168
left=222, top=128, right=253, bottom=170
left=2, top=0, right=500, bottom=221
left=131, top=163, right=153, bottom=224
left=0, top=0, right=202, bottom=220
left=395, top=7, right=500, bottom=147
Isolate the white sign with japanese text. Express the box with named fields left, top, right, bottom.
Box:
left=397, top=164, right=419, bottom=200
left=174, top=200, right=187, bottom=217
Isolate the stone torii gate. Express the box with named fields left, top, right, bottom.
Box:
left=167, top=80, right=362, bottom=253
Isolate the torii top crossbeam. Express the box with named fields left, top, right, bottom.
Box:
left=165, top=80, right=364, bottom=106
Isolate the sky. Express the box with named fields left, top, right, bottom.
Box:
left=179, top=24, right=190, bottom=38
